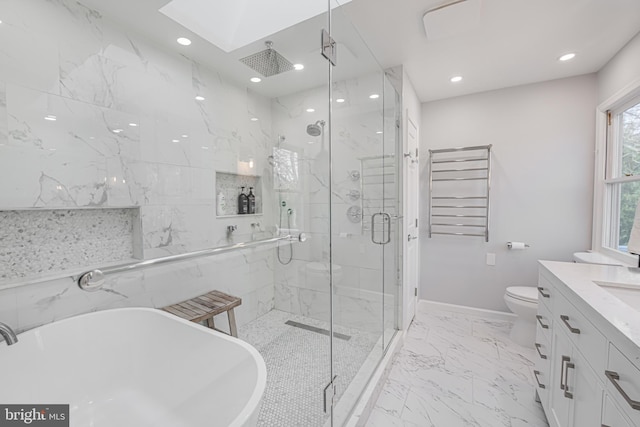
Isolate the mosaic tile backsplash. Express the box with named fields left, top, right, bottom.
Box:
left=0, top=208, right=137, bottom=280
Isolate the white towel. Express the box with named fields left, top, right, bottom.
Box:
left=627, top=199, right=640, bottom=254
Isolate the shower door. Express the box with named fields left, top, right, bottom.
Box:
left=327, top=4, right=400, bottom=425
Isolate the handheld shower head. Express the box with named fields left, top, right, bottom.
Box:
left=306, top=120, right=326, bottom=137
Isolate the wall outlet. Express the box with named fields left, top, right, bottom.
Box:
left=486, top=253, right=496, bottom=266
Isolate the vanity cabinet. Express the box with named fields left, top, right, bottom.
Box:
left=535, top=268, right=640, bottom=427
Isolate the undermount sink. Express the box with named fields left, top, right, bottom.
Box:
left=593, top=280, right=640, bottom=312
left=0, top=308, right=266, bottom=427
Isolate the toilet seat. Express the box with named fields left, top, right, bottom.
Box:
left=505, top=286, right=538, bottom=304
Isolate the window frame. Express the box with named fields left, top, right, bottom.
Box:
left=593, top=79, right=640, bottom=265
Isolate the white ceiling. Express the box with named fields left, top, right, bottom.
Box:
left=79, top=0, right=640, bottom=103
left=341, top=0, right=640, bottom=102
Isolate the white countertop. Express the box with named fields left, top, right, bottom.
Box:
left=539, top=260, right=640, bottom=351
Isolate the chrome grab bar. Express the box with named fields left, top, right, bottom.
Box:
left=77, top=234, right=306, bottom=292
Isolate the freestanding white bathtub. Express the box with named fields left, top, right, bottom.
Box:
left=0, top=307, right=266, bottom=427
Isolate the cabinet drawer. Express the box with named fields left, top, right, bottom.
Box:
left=538, top=272, right=554, bottom=311
left=534, top=333, right=551, bottom=413
left=555, top=292, right=606, bottom=374
left=536, top=296, right=553, bottom=343
left=602, top=394, right=635, bottom=427
left=607, top=343, right=640, bottom=426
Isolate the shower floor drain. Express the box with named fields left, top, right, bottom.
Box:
left=285, top=320, right=351, bottom=341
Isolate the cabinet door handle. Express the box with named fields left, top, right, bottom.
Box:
left=533, top=370, right=545, bottom=389
left=538, top=287, right=550, bottom=298
left=605, top=370, right=640, bottom=411
left=536, top=315, right=549, bottom=329
left=560, top=355, right=569, bottom=390
left=564, top=362, right=575, bottom=399
left=535, top=343, right=548, bottom=359
left=560, top=315, right=581, bottom=334
left=602, top=425, right=612, bottom=427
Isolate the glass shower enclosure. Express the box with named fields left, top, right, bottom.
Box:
left=0, top=0, right=401, bottom=425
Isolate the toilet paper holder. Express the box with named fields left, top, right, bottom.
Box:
left=507, top=241, right=530, bottom=249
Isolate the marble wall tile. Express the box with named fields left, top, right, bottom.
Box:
left=0, top=21, right=59, bottom=94
left=140, top=204, right=216, bottom=256
left=0, top=287, right=18, bottom=339
left=2, top=84, right=141, bottom=208
left=0, top=83, right=7, bottom=145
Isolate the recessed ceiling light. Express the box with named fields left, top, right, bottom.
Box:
left=129, top=123, right=138, bottom=127
left=172, top=139, right=180, bottom=142
left=250, top=77, right=262, bottom=83
left=181, top=134, right=189, bottom=138
left=336, top=98, right=345, bottom=103
left=450, top=76, right=463, bottom=83
left=306, top=108, right=315, bottom=113
left=369, top=94, right=380, bottom=99
left=195, top=95, right=205, bottom=101
left=201, top=146, right=209, bottom=150
left=376, top=131, right=383, bottom=134
left=112, top=129, right=123, bottom=133
left=44, top=115, right=57, bottom=121
left=293, top=64, right=304, bottom=71
left=250, top=117, right=259, bottom=121
left=559, top=53, right=576, bottom=62
left=308, top=141, right=315, bottom=144
left=177, top=37, right=192, bottom=46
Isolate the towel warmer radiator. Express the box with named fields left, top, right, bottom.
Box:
left=428, top=145, right=492, bottom=242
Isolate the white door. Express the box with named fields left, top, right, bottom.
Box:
left=403, top=116, right=419, bottom=328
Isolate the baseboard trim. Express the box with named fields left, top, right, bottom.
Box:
left=419, top=299, right=516, bottom=321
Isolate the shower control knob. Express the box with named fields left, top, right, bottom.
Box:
left=298, top=233, right=307, bottom=243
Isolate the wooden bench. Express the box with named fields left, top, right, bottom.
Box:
left=162, top=290, right=242, bottom=337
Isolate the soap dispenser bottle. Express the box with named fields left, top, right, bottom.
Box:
left=238, top=187, right=249, bottom=214
left=248, top=187, right=256, bottom=214
left=216, top=191, right=226, bottom=216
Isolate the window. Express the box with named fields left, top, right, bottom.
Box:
left=603, top=98, right=640, bottom=254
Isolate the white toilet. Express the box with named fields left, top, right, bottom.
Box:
left=504, top=286, right=539, bottom=348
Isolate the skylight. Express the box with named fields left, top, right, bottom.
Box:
left=160, top=0, right=352, bottom=53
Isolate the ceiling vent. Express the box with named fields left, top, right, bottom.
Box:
left=422, top=0, right=481, bottom=41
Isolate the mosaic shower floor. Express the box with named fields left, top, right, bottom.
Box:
left=239, top=310, right=382, bottom=427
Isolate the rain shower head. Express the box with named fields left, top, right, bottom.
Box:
left=240, top=41, right=294, bottom=77
left=306, top=120, right=326, bottom=137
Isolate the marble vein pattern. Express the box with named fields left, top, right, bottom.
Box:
left=368, top=306, right=549, bottom=427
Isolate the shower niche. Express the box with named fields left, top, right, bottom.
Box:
left=215, top=172, right=263, bottom=217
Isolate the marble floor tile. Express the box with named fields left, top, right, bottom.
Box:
left=369, top=306, right=549, bottom=427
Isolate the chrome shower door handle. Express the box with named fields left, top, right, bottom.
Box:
left=371, top=213, right=382, bottom=245
left=382, top=213, right=391, bottom=244
left=371, top=213, right=392, bottom=245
